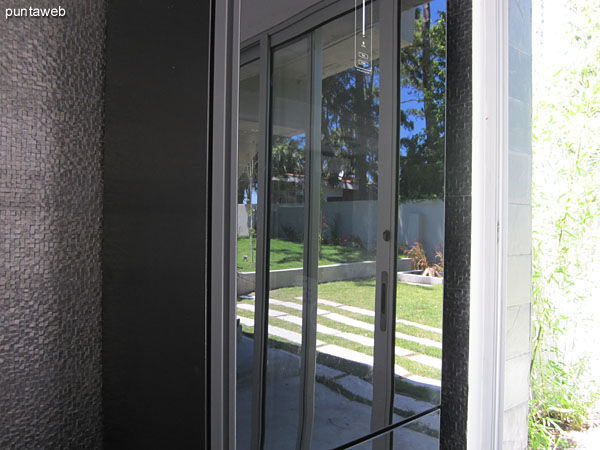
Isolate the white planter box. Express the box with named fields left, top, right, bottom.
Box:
left=397, top=270, right=443, bottom=286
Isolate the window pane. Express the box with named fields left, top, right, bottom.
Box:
left=236, top=58, right=261, bottom=450
left=263, top=37, right=311, bottom=450
left=351, top=410, right=440, bottom=449
left=310, top=3, right=382, bottom=448
left=394, top=0, right=446, bottom=416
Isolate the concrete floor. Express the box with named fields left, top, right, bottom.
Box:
left=236, top=335, right=440, bottom=449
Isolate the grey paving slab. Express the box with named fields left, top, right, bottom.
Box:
left=397, top=319, right=442, bottom=334
left=396, top=332, right=442, bottom=349
left=318, top=344, right=374, bottom=366
left=340, top=305, right=376, bottom=317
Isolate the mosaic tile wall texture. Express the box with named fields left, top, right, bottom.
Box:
left=440, top=0, right=472, bottom=448
left=0, top=1, right=105, bottom=448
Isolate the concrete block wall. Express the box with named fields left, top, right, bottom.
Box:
left=504, top=0, right=533, bottom=448
left=263, top=199, right=444, bottom=257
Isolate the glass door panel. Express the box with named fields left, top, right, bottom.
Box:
left=239, top=1, right=447, bottom=448
left=264, top=37, right=311, bottom=450
left=393, top=0, right=446, bottom=420
left=311, top=4, right=382, bottom=448
left=236, top=58, right=261, bottom=450
left=351, top=410, right=440, bottom=449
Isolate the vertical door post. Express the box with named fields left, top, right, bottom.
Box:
left=371, top=0, right=400, bottom=447
left=250, top=34, right=272, bottom=450
left=297, top=29, right=323, bottom=450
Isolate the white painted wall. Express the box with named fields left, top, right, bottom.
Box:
left=398, top=199, right=445, bottom=259
left=469, top=0, right=532, bottom=449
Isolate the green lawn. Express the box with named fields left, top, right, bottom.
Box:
left=237, top=237, right=376, bottom=272
left=270, top=278, right=443, bottom=329
left=237, top=277, right=443, bottom=380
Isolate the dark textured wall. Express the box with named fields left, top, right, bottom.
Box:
left=102, top=1, right=211, bottom=448
left=0, top=1, right=105, bottom=448
left=441, top=0, right=472, bottom=448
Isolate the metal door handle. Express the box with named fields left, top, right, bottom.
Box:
left=380, top=271, right=388, bottom=332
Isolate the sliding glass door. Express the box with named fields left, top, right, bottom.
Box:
left=235, top=0, right=446, bottom=448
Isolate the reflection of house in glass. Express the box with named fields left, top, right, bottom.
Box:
left=4, top=0, right=533, bottom=446
left=235, top=2, right=447, bottom=448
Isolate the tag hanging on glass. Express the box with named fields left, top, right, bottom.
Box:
left=355, top=0, right=373, bottom=73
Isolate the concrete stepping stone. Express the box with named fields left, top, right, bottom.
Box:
left=237, top=303, right=255, bottom=313
left=339, top=332, right=373, bottom=347
left=269, top=298, right=330, bottom=315
left=393, top=392, right=437, bottom=418
left=320, top=310, right=441, bottom=349
left=293, top=296, right=440, bottom=336
left=268, top=326, right=324, bottom=346
left=237, top=303, right=286, bottom=317
left=274, top=318, right=416, bottom=358
left=318, top=344, right=373, bottom=367
left=238, top=315, right=324, bottom=346
left=394, top=364, right=411, bottom=377
left=397, top=319, right=442, bottom=334
left=324, top=313, right=374, bottom=331
left=238, top=316, right=254, bottom=327
left=325, top=373, right=438, bottom=419
left=407, top=374, right=441, bottom=387
left=324, top=314, right=441, bottom=350
left=278, top=315, right=341, bottom=336
left=336, top=375, right=373, bottom=402
left=269, top=298, right=302, bottom=311
left=315, top=323, right=343, bottom=336
left=395, top=347, right=414, bottom=357
left=408, top=354, right=442, bottom=370
left=241, top=315, right=440, bottom=391
left=240, top=301, right=441, bottom=381
left=278, top=315, right=303, bottom=327
left=316, top=364, right=345, bottom=380
left=396, top=332, right=442, bottom=349
left=339, top=305, right=375, bottom=317
left=318, top=299, right=342, bottom=307
left=295, top=297, right=342, bottom=307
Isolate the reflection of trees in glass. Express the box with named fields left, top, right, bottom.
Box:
left=400, top=5, right=446, bottom=201
left=271, top=135, right=305, bottom=178
left=238, top=153, right=258, bottom=263
left=321, top=66, right=380, bottom=200
left=237, top=153, right=258, bottom=204
left=270, top=135, right=306, bottom=204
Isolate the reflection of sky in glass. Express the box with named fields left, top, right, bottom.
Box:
left=400, top=0, right=446, bottom=156
left=246, top=0, right=449, bottom=205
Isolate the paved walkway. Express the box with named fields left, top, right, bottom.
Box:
left=237, top=296, right=442, bottom=386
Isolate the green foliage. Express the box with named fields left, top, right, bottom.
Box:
left=399, top=7, right=446, bottom=201
left=271, top=135, right=305, bottom=179
left=529, top=279, right=598, bottom=448
left=530, top=1, right=600, bottom=446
